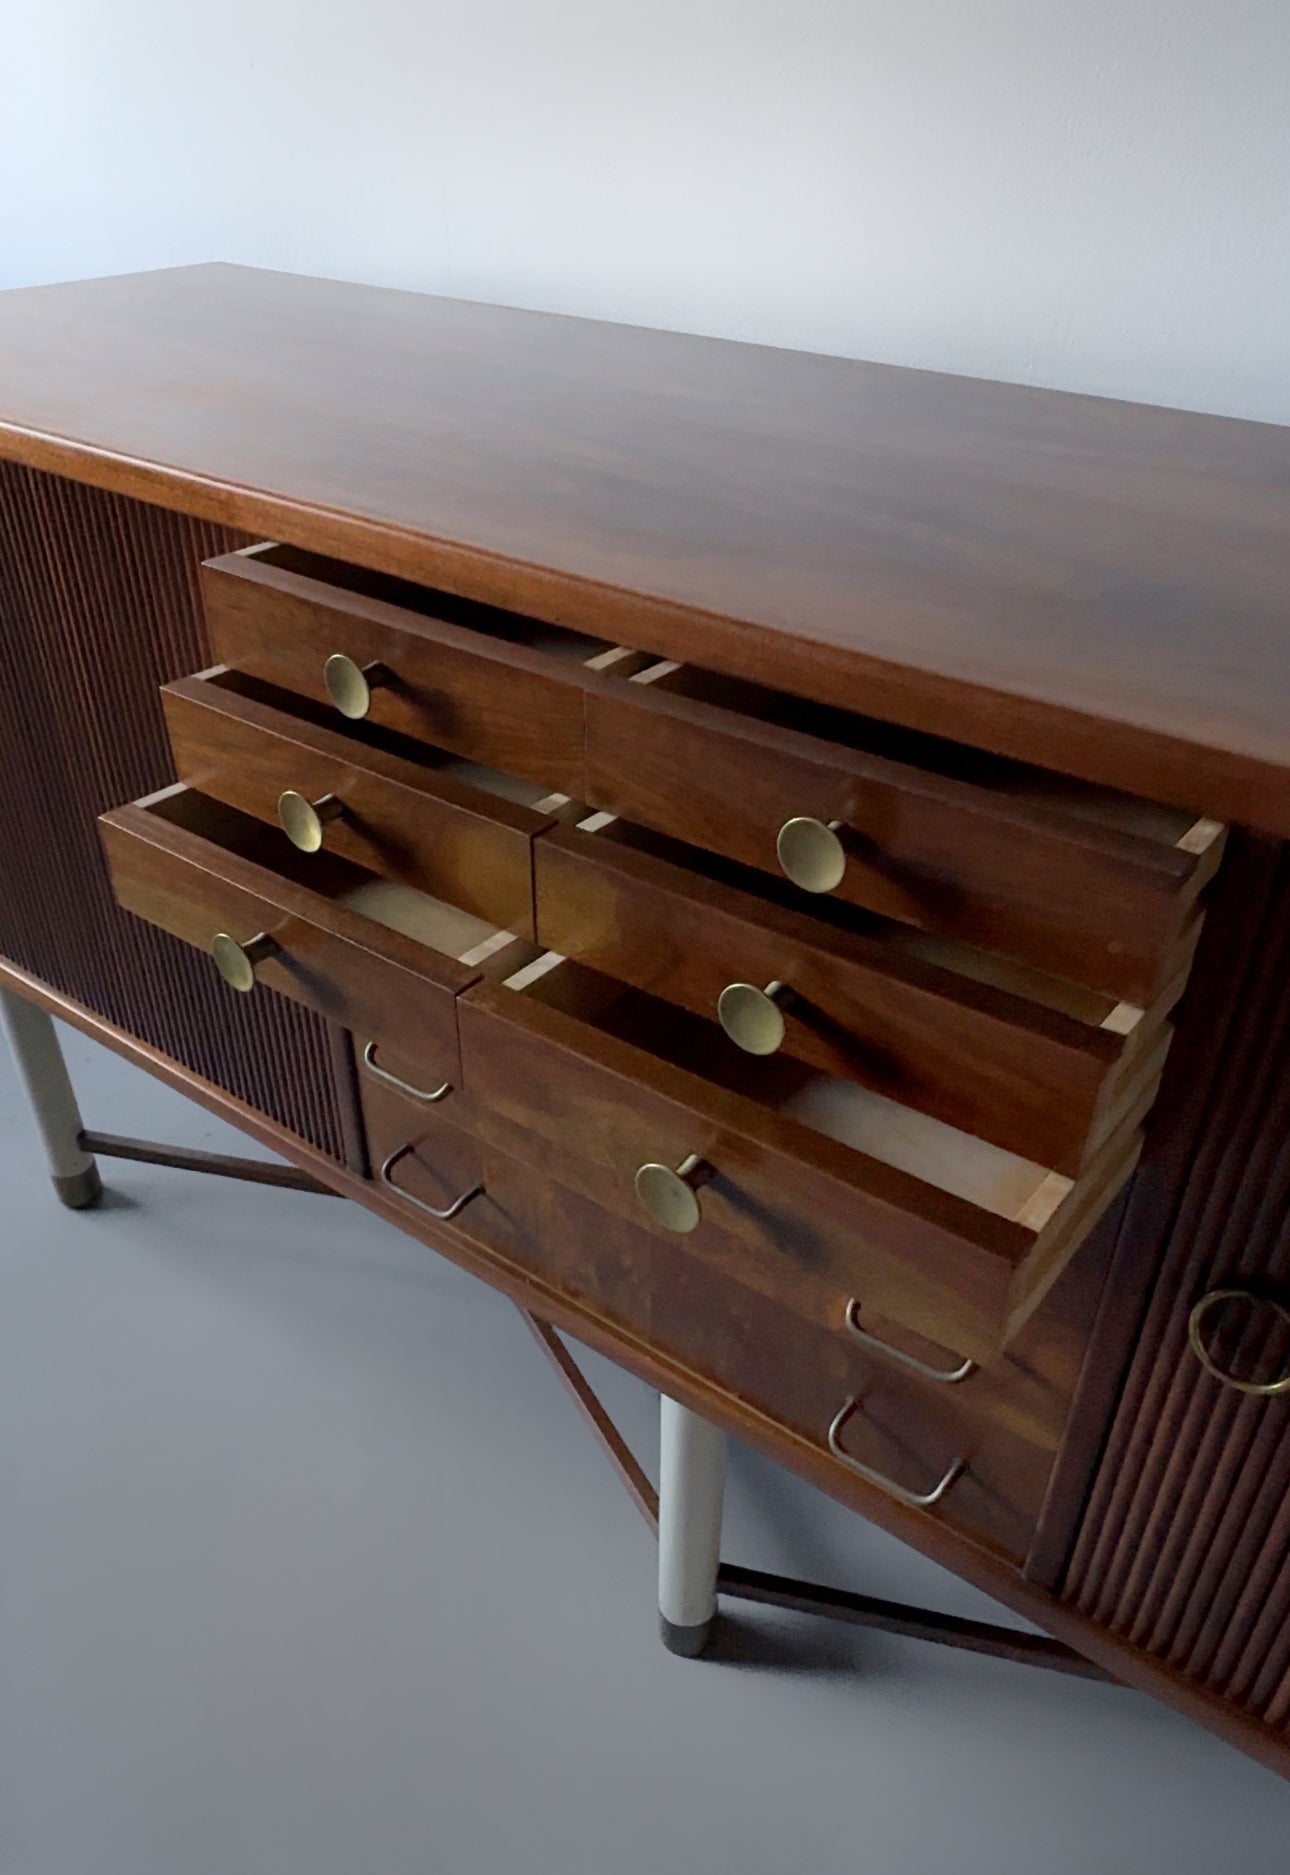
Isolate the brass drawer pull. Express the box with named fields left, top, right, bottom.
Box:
left=278, top=788, right=345, bottom=852
left=845, top=1300, right=977, bottom=1385
left=211, top=929, right=280, bottom=992
left=378, top=1142, right=482, bottom=1221
left=1188, top=1287, right=1290, bottom=1397
left=361, top=1040, right=453, bottom=1104
left=324, top=652, right=389, bottom=720
left=718, top=979, right=795, bottom=1055
left=635, top=1152, right=714, bottom=1234
left=828, top=1397, right=965, bottom=1508
left=776, top=816, right=857, bottom=894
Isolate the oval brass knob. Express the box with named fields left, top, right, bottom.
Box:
left=717, top=979, right=794, bottom=1055
left=278, top=789, right=345, bottom=853
left=324, top=652, right=387, bottom=720
left=211, top=930, right=280, bottom=993
left=1188, top=1287, right=1290, bottom=1397
left=776, top=816, right=852, bottom=894
left=634, top=1153, right=713, bottom=1234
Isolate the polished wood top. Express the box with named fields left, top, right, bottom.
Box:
left=1, top=262, right=1287, bottom=833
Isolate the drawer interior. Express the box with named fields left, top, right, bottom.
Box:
left=200, top=667, right=586, bottom=818
left=566, top=810, right=1158, bottom=1029
left=623, top=657, right=1213, bottom=853
left=240, top=543, right=620, bottom=668
left=501, top=951, right=1075, bottom=1233
left=139, top=786, right=538, bottom=980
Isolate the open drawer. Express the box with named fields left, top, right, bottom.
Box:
left=534, top=814, right=1188, bottom=1177
left=584, top=655, right=1226, bottom=1002
left=359, top=1080, right=1082, bottom=1557
left=99, top=786, right=539, bottom=1091
left=200, top=542, right=623, bottom=798
left=161, top=667, right=581, bottom=938
left=457, top=954, right=1148, bottom=1364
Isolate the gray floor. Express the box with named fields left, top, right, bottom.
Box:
left=2, top=1025, right=1288, bottom=1875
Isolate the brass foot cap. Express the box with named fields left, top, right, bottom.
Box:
left=660, top=1614, right=715, bottom=1658
left=54, top=1164, right=103, bottom=1210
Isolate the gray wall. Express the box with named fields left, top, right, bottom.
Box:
left=3, top=0, right=1288, bottom=420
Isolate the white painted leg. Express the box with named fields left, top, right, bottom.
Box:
left=0, top=988, right=102, bottom=1208
left=658, top=1394, right=726, bottom=1657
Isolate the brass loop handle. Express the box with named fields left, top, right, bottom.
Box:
left=378, top=1143, right=482, bottom=1221
left=1188, top=1287, right=1290, bottom=1397
left=718, top=979, right=794, bottom=1056
left=844, top=1300, right=977, bottom=1385
left=827, top=1397, right=965, bottom=1508
left=361, top=1040, right=453, bottom=1104
left=634, top=1152, right=713, bottom=1234
left=211, top=930, right=280, bottom=993
left=776, top=816, right=854, bottom=894
left=324, top=652, right=388, bottom=720
left=278, top=788, right=345, bottom=853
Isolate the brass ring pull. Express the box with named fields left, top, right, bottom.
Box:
left=718, top=979, right=795, bottom=1055
left=361, top=1040, right=453, bottom=1104
left=634, top=1153, right=713, bottom=1234
left=378, top=1143, right=482, bottom=1221
left=1187, top=1287, right=1290, bottom=1397
left=844, top=1300, right=977, bottom=1385
left=211, top=930, right=280, bottom=993
left=278, top=788, right=345, bottom=853
left=827, top=1397, right=965, bottom=1508
left=776, top=817, right=856, bottom=894
left=324, top=652, right=389, bottom=720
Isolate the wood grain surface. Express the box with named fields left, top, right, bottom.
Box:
left=163, top=672, right=551, bottom=937
left=0, top=264, right=1287, bottom=832
left=533, top=821, right=1135, bottom=1174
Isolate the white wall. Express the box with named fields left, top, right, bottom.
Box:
left=3, top=0, right=1288, bottom=422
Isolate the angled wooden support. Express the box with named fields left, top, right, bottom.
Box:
left=521, top=1305, right=1116, bottom=1683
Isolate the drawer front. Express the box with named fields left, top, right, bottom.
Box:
left=456, top=973, right=1140, bottom=1364
left=201, top=545, right=598, bottom=796
left=585, top=669, right=1223, bottom=1003
left=361, top=1076, right=1065, bottom=1562
left=163, top=671, right=548, bottom=937
left=100, top=787, right=473, bottom=1084
left=534, top=822, right=1166, bottom=1177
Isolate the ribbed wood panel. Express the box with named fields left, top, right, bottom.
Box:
left=1062, top=834, right=1290, bottom=1725
left=0, top=462, right=348, bottom=1160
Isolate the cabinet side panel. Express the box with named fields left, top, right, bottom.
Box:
left=0, top=461, right=349, bottom=1162
left=1058, top=833, right=1290, bottom=1724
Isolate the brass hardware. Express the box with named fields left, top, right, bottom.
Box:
left=1187, top=1287, right=1290, bottom=1397
left=844, top=1300, right=977, bottom=1384
left=718, top=979, right=794, bottom=1055
left=776, top=816, right=854, bottom=894
left=361, top=1040, right=453, bottom=1104
left=378, top=1143, right=482, bottom=1221
left=324, top=652, right=388, bottom=720
left=634, top=1152, right=713, bottom=1234
left=278, top=789, right=345, bottom=853
left=827, top=1397, right=965, bottom=1508
left=211, top=930, right=280, bottom=993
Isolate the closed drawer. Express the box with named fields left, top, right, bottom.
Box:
left=162, top=667, right=574, bottom=938
left=456, top=955, right=1146, bottom=1364
left=99, top=785, right=538, bottom=1089
left=535, top=816, right=1187, bottom=1177
left=585, top=658, right=1226, bottom=1002
left=201, top=543, right=620, bottom=797
left=361, top=1078, right=1074, bottom=1561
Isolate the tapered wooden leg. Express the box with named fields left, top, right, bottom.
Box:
left=0, top=987, right=102, bottom=1208
left=658, top=1395, right=726, bottom=1657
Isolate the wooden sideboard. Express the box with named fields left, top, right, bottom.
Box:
left=2, top=263, right=1289, bottom=1778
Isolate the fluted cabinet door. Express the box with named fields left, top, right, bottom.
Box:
left=1058, top=833, right=1290, bottom=1735
left=0, top=462, right=352, bottom=1162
